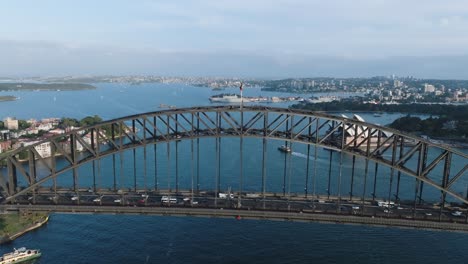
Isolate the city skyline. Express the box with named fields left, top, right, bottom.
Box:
left=2, top=0, right=468, bottom=78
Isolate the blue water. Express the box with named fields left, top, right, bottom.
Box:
left=1, top=83, right=467, bottom=263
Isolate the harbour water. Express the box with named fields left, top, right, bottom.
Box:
left=0, top=83, right=467, bottom=263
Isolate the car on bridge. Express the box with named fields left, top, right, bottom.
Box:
left=452, top=211, right=463, bottom=217
left=93, top=196, right=103, bottom=203
left=219, top=193, right=234, bottom=199
left=161, top=196, right=177, bottom=204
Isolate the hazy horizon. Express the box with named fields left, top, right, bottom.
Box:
left=2, top=1, right=468, bottom=78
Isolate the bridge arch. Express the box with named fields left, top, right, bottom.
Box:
left=1, top=106, right=467, bottom=208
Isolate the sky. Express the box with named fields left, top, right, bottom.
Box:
left=1, top=0, right=468, bottom=78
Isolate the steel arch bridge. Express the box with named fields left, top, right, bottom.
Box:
left=0, top=106, right=467, bottom=227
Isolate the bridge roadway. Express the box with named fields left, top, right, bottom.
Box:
left=3, top=190, right=467, bottom=232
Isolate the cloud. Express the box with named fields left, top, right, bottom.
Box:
left=1, top=39, right=468, bottom=79
left=1, top=1, right=468, bottom=77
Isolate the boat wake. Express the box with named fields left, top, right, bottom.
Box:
left=291, top=152, right=314, bottom=160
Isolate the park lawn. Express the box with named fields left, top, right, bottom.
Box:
left=0, top=212, right=47, bottom=236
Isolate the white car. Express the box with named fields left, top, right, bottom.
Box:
left=219, top=193, right=234, bottom=199
left=452, top=211, right=462, bottom=217
left=48, top=195, right=59, bottom=201
left=93, top=197, right=101, bottom=203
left=71, top=196, right=79, bottom=201
left=114, top=199, right=122, bottom=203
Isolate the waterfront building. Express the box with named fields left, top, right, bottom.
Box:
left=22, top=141, right=52, bottom=158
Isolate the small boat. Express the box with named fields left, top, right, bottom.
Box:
left=278, top=145, right=292, bottom=153
left=0, top=247, right=41, bottom=264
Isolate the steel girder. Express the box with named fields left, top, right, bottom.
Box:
left=0, top=105, right=467, bottom=204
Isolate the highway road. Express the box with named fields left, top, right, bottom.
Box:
left=4, top=189, right=467, bottom=227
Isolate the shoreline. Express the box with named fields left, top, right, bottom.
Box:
left=0, top=214, right=49, bottom=244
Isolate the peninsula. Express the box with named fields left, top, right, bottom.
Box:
left=0, top=96, right=17, bottom=102
left=0, top=83, right=96, bottom=91
left=0, top=211, right=49, bottom=244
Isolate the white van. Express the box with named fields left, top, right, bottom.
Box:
left=219, top=193, right=234, bottom=199
left=161, top=196, right=177, bottom=204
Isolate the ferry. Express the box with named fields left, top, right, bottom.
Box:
left=209, top=94, right=245, bottom=103
left=278, top=145, right=292, bottom=153
left=0, top=247, right=41, bottom=264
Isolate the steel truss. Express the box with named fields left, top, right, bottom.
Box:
left=0, top=105, right=466, bottom=207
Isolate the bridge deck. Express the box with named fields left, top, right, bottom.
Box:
left=2, top=204, right=467, bottom=233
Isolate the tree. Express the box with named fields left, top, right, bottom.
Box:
left=18, top=120, right=30, bottom=130
left=79, top=115, right=103, bottom=127
left=389, top=115, right=422, bottom=132
left=59, top=118, right=79, bottom=129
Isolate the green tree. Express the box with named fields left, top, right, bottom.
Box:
left=58, top=118, right=79, bottom=129
left=79, top=115, right=103, bottom=127
left=388, top=115, right=422, bottom=132
left=18, top=120, right=31, bottom=130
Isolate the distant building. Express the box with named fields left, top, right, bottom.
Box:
left=334, top=114, right=393, bottom=150
left=442, top=121, right=457, bottom=130
left=0, top=130, right=10, bottom=140
left=3, top=117, right=18, bottom=130
left=0, top=140, right=11, bottom=153
left=49, top=128, right=65, bottom=135
left=22, top=141, right=51, bottom=158
left=424, top=84, right=435, bottom=93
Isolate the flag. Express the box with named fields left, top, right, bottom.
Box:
left=239, top=82, right=243, bottom=92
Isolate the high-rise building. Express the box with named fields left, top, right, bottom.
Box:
left=393, top=80, right=402, bottom=88
left=3, top=117, right=18, bottom=130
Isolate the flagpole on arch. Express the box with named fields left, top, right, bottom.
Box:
left=239, top=82, right=243, bottom=110
left=238, top=81, right=244, bottom=209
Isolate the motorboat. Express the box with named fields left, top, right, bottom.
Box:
left=278, top=145, right=292, bottom=153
